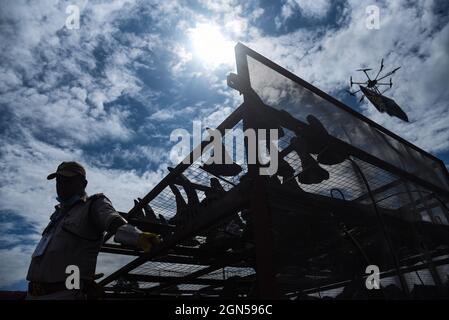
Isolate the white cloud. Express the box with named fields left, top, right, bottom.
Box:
left=279, top=0, right=331, bottom=22
left=0, top=86, right=133, bottom=145
left=201, top=105, right=234, bottom=128
left=149, top=105, right=197, bottom=122
left=0, top=245, right=34, bottom=288
left=250, top=0, right=449, bottom=153
left=170, top=45, right=193, bottom=74
left=0, top=131, right=167, bottom=225
left=112, top=145, right=169, bottom=166
left=294, top=0, right=331, bottom=18
left=151, top=109, right=176, bottom=121
left=199, top=0, right=243, bottom=15
left=0, top=0, right=163, bottom=147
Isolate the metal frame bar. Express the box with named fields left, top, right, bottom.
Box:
left=99, top=177, right=250, bottom=286
left=102, top=103, right=245, bottom=243
left=352, top=179, right=403, bottom=203
left=123, top=274, right=252, bottom=286
left=140, top=255, right=253, bottom=294
left=301, top=256, right=449, bottom=296
left=248, top=176, right=278, bottom=298
left=139, top=265, right=226, bottom=293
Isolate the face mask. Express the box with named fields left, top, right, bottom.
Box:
left=56, top=175, right=86, bottom=201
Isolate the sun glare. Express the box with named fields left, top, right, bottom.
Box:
left=188, top=22, right=234, bottom=68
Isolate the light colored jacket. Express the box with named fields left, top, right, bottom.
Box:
left=27, top=193, right=126, bottom=283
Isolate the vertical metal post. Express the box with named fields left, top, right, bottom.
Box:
left=250, top=175, right=278, bottom=299
left=404, top=183, right=443, bottom=287
left=241, top=85, right=278, bottom=298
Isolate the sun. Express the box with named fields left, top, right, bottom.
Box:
left=188, top=22, right=234, bottom=68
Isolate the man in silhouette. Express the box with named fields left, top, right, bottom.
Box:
left=26, top=161, right=159, bottom=299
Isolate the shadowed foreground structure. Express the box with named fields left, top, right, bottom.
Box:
left=95, top=43, right=449, bottom=299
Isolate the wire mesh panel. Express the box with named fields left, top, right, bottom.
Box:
left=233, top=43, right=449, bottom=299
left=133, top=262, right=209, bottom=277
left=236, top=43, right=449, bottom=194
left=198, top=267, right=256, bottom=280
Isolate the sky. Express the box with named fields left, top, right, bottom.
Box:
left=0, top=0, right=448, bottom=290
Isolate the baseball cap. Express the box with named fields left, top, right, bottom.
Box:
left=47, top=161, right=86, bottom=180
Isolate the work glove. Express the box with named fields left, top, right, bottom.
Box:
left=137, top=232, right=161, bottom=253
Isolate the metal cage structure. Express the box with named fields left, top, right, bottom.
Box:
left=98, top=43, right=449, bottom=300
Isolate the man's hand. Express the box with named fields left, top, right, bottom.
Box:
left=114, top=224, right=161, bottom=253
left=137, top=232, right=161, bottom=253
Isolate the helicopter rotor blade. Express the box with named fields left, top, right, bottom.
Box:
left=377, top=67, right=401, bottom=81
left=363, top=70, right=372, bottom=81
left=374, top=58, right=384, bottom=80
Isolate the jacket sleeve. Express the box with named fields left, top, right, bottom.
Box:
left=90, top=194, right=127, bottom=233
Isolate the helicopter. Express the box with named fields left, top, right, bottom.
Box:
left=347, top=59, right=408, bottom=122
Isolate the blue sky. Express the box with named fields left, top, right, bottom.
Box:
left=1, top=0, right=449, bottom=290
